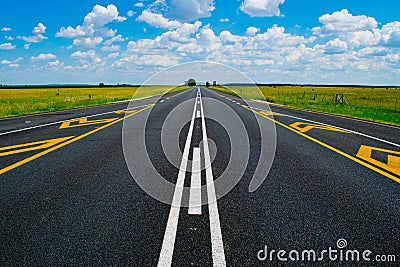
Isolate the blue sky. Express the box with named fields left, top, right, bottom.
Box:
left=0, top=0, right=399, bottom=85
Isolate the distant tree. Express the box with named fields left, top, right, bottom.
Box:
left=99, top=82, right=105, bottom=87
left=187, top=78, right=196, bottom=87
left=206, top=81, right=210, bottom=87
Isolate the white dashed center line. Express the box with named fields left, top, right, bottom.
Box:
left=188, top=147, right=202, bottom=215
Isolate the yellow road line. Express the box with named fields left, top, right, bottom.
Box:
left=0, top=105, right=153, bottom=175
left=243, top=105, right=400, bottom=184
left=289, top=122, right=351, bottom=134
left=209, top=88, right=399, bottom=129
left=263, top=102, right=400, bottom=130
left=169, top=89, right=190, bottom=98
left=0, top=136, right=75, bottom=157
left=356, top=145, right=400, bottom=176
left=59, top=117, right=118, bottom=129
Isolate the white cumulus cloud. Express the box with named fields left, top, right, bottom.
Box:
left=84, top=4, right=126, bottom=27
left=0, top=43, right=16, bottom=50
left=137, top=10, right=182, bottom=29
left=250, top=25, right=315, bottom=49
left=219, top=30, right=245, bottom=43
left=197, top=25, right=221, bottom=51
left=113, top=54, right=180, bottom=68
left=56, top=4, right=126, bottom=49
left=71, top=50, right=102, bottom=63
left=246, top=26, right=260, bottom=37
left=319, top=38, right=348, bottom=54
left=48, top=60, right=63, bottom=67
left=345, top=30, right=377, bottom=48
left=72, top=37, right=103, bottom=49
left=18, top=35, right=46, bottom=43
left=1, top=27, right=12, bottom=31
left=107, top=52, right=120, bottom=58
left=31, top=53, right=57, bottom=61
left=240, top=0, right=285, bottom=17
left=17, top=23, right=47, bottom=43
left=313, top=9, right=378, bottom=35
left=56, top=25, right=89, bottom=38
left=101, top=44, right=121, bottom=51
left=1, top=60, right=12, bottom=65
left=33, top=23, right=46, bottom=34
left=166, top=0, right=215, bottom=21
left=104, top=35, right=125, bottom=45
left=127, top=10, right=136, bottom=17
left=379, top=21, right=400, bottom=47
left=1, top=58, right=22, bottom=68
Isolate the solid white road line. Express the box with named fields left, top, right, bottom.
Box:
left=199, top=91, right=227, bottom=266
left=248, top=105, right=400, bottom=148
left=158, top=94, right=199, bottom=267
left=0, top=104, right=152, bottom=136
left=189, top=147, right=202, bottom=215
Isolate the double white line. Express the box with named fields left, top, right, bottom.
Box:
left=158, top=88, right=226, bottom=266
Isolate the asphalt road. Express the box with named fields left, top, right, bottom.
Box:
left=1, top=87, right=399, bottom=266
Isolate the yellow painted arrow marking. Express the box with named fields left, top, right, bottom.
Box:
left=59, top=117, right=118, bottom=129
left=357, top=145, right=400, bottom=176
left=114, top=109, right=138, bottom=115
left=290, top=122, right=351, bottom=133
left=243, top=105, right=400, bottom=183
left=260, top=111, right=281, bottom=117
left=0, top=104, right=153, bottom=175
left=0, top=136, right=74, bottom=157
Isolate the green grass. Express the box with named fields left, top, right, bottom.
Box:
left=2, top=84, right=398, bottom=125
left=211, top=85, right=400, bottom=126
left=0, top=85, right=186, bottom=118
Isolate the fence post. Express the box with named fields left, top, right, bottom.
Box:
left=334, top=94, right=347, bottom=104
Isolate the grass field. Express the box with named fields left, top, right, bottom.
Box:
left=212, top=85, right=400, bottom=126
left=0, top=85, right=185, bottom=118
left=1, top=85, right=399, bottom=125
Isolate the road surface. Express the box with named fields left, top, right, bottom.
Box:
left=1, top=87, right=399, bottom=266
